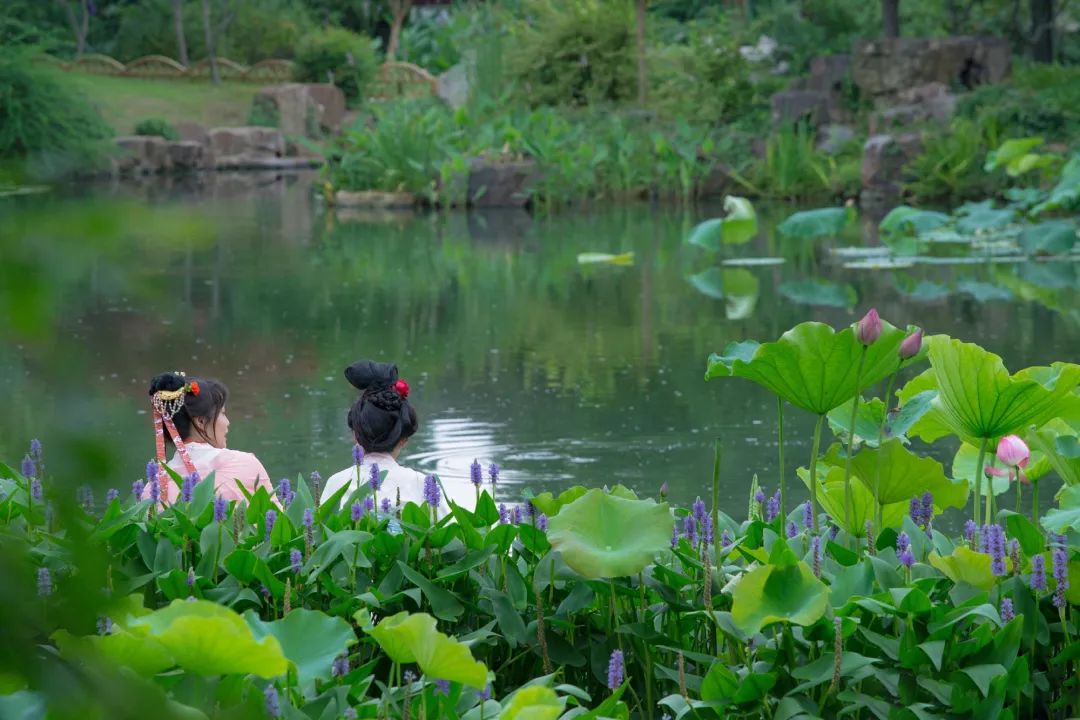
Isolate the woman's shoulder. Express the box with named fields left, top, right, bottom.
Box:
left=210, top=448, right=269, bottom=478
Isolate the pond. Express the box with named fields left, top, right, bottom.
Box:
left=3, top=172, right=1079, bottom=514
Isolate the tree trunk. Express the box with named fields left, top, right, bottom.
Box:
left=173, top=0, right=189, bottom=66
left=635, top=0, right=648, bottom=107
left=386, top=0, right=412, bottom=60
left=1031, top=0, right=1055, bottom=62
left=882, top=0, right=900, bottom=38
left=201, top=0, right=220, bottom=84
left=57, top=0, right=90, bottom=58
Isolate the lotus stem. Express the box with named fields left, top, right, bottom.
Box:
left=1015, top=469, right=1022, bottom=515
left=1032, top=477, right=1040, bottom=528
left=777, top=397, right=786, bottom=519
left=810, top=414, right=825, bottom=533
left=874, top=369, right=899, bottom=531
left=973, top=436, right=989, bottom=531
left=843, top=347, right=869, bottom=549
left=712, top=439, right=721, bottom=565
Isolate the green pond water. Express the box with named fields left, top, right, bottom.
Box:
left=3, top=172, right=1079, bottom=516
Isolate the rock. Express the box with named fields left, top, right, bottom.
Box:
left=853, top=36, right=1011, bottom=102
left=175, top=121, right=210, bottom=147
left=467, top=158, right=536, bottom=208
left=113, top=136, right=171, bottom=175
left=770, top=89, right=829, bottom=127
left=807, top=54, right=852, bottom=94
left=304, top=83, right=346, bottom=134
left=209, top=127, right=285, bottom=168
left=860, top=133, right=923, bottom=208
left=334, top=190, right=417, bottom=208
left=253, top=84, right=318, bottom=138
left=166, top=141, right=209, bottom=172
left=436, top=62, right=470, bottom=110
left=817, top=124, right=856, bottom=155
left=868, top=82, right=956, bottom=134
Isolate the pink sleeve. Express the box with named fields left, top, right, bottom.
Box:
left=211, top=451, right=280, bottom=506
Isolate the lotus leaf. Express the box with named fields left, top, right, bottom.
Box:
left=686, top=195, right=758, bottom=250
left=799, top=465, right=908, bottom=535
left=706, top=320, right=912, bottom=415
left=730, top=557, right=828, bottom=635
left=367, top=612, right=487, bottom=688
left=826, top=391, right=935, bottom=447
left=822, top=439, right=967, bottom=509
left=687, top=268, right=759, bottom=319
left=125, top=600, right=287, bottom=678
left=1033, top=154, right=1080, bottom=215
left=984, top=136, right=1046, bottom=176
left=547, top=489, right=671, bottom=579
left=879, top=206, right=950, bottom=238
left=499, top=685, right=564, bottom=720
left=1018, top=221, right=1077, bottom=256
left=777, top=205, right=855, bottom=241
left=1041, top=485, right=1080, bottom=534
left=928, top=547, right=997, bottom=591
left=244, top=609, right=356, bottom=691
left=954, top=201, right=1016, bottom=234
left=778, top=279, right=857, bottom=308
left=52, top=627, right=174, bottom=676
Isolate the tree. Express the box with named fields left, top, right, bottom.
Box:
left=385, top=0, right=412, bottom=61
left=173, top=0, right=189, bottom=66
left=1030, top=0, right=1055, bottom=62
left=635, top=0, right=647, bottom=107
left=200, top=0, right=237, bottom=84
left=882, top=0, right=900, bottom=38
left=55, top=0, right=91, bottom=58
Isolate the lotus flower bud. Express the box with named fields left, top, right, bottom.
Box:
left=996, top=435, right=1030, bottom=468
left=855, top=308, right=882, bottom=346
left=899, top=328, right=923, bottom=359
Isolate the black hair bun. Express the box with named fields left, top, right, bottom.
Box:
left=344, top=361, right=398, bottom=392
left=149, top=372, right=185, bottom=396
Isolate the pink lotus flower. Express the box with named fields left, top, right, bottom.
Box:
left=996, top=435, right=1030, bottom=468
left=899, top=328, right=923, bottom=360
left=855, top=308, right=882, bottom=346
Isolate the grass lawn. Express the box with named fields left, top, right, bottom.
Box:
left=66, top=73, right=262, bottom=134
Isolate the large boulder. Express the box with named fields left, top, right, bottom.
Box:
left=860, top=133, right=923, bottom=208
left=770, top=89, right=829, bottom=127
left=175, top=121, right=210, bottom=147
left=436, top=63, right=470, bottom=110
left=869, top=82, right=956, bottom=134
left=209, top=127, right=285, bottom=169
left=251, top=83, right=347, bottom=138
left=853, top=37, right=1010, bottom=102
left=166, top=141, right=209, bottom=172
left=305, top=83, right=346, bottom=134
left=113, top=136, right=171, bottom=175
left=467, top=158, right=536, bottom=208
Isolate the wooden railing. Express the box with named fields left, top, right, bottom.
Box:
left=370, top=61, right=437, bottom=100
left=44, top=53, right=295, bottom=83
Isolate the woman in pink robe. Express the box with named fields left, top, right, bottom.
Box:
left=144, top=372, right=277, bottom=505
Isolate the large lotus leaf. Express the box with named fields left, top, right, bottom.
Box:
left=126, top=600, right=286, bottom=678
left=687, top=268, right=759, bottom=320
left=52, top=627, right=174, bottom=676
left=499, top=685, right=564, bottom=720
left=984, top=137, right=1044, bottom=175
left=777, top=205, right=855, bottom=241
left=827, top=391, right=935, bottom=447
left=779, top=279, right=857, bottom=308
left=367, top=612, right=487, bottom=688
left=928, top=547, right=996, bottom=591
left=706, top=320, right=911, bottom=415
left=824, top=439, right=968, bottom=509
left=529, top=486, right=588, bottom=518
left=1018, top=221, right=1077, bottom=256
left=957, top=280, right=1013, bottom=303
left=952, top=441, right=1053, bottom=497
left=245, top=609, right=356, bottom=691
left=879, top=206, right=950, bottom=238
left=954, top=201, right=1015, bottom=234
left=1033, top=154, right=1080, bottom=215
left=731, top=558, right=829, bottom=635
left=547, top=489, right=671, bottom=579
left=686, top=195, right=758, bottom=250
left=1042, top=485, right=1080, bottom=534
left=1029, top=420, right=1080, bottom=487
left=799, top=465, right=907, bottom=536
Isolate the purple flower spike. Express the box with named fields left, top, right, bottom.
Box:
left=488, top=463, right=500, bottom=485
left=363, top=497, right=375, bottom=514
left=896, top=531, right=910, bottom=555
left=811, top=535, right=822, bottom=578
left=132, top=479, right=145, bottom=500
left=290, top=548, right=302, bottom=574
left=434, top=679, right=450, bottom=696
left=264, top=685, right=281, bottom=718
left=30, top=438, right=42, bottom=459
left=369, top=464, right=381, bottom=492
left=802, top=501, right=813, bottom=530
left=899, top=549, right=915, bottom=568
left=265, top=510, right=277, bottom=542
left=829, top=524, right=840, bottom=541
left=186, top=568, right=195, bottom=589
left=97, top=616, right=112, bottom=635
left=404, top=670, right=416, bottom=683
left=278, top=479, right=294, bottom=507
left=423, top=475, right=441, bottom=508
left=105, top=488, right=119, bottom=505
left=754, top=488, right=766, bottom=504
left=181, top=473, right=197, bottom=503
left=721, top=529, right=733, bottom=549
left=1052, top=546, right=1069, bottom=609
left=920, top=492, right=933, bottom=524
left=670, top=522, right=679, bottom=549
left=683, top=514, right=698, bottom=545
left=537, top=513, right=549, bottom=532
left=470, top=460, right=483, bottom=488
left=21, top=455, right=35, bottom=479
left=765, top=491, right=780, bottom=523
left=380, top=497, right=391, bottom=514
left=351, top=501, right=363, bottom=523
left=37, top=567, right=53, bottom=597
left=1031, top=554, right=1048, bottom=592
left=702, top=515, right=714, bottom=545
left=303, top=508, right=314, bottom=529
left=149, top=476, right=160, bottom=504
left=480, top=685, right=492, bottom=701
left=786, top=521, right=798, bottom=539
left=352, top=444, right=364, bottom=466
left=31, top=479, right=42, bottom=503
left=964, top=520, right=977, bottom=545
left=214, top=495, right=228, bottom=524
left=692, top=497, right=707, bottom=524
left=332, top=655, right=349, bottom=678
left=499, top=503, right=509, bottom=524
left=987, top=524, right=1007, bottom=577
left=1000, top=597, right=1015, bottom=622
left=511, top=506, right=523, bottom=525
left=145, top=460, right=158, bottom=486
left=606, top=649, right=625, bottom=691
left=909, top=496, right=921, bottom=525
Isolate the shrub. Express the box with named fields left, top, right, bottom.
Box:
left=904, top=118, right=1006, bottom=203
left=505, top=0, right=636, bottom=107
left=133, top=117, right=178, bottom=141
left=959, top=64, right=1080, bottom=142
left=0, top=45, right=113, bottom=175
left=294, top=27, right=378, bottom=103
left=247, top=96, right=280, bottom=128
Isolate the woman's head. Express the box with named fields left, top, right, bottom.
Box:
left=149, top=372, right=230, bottom=448
left=345, top=360, right=418, bottom=454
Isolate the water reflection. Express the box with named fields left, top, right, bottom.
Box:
left=2, top=172, right=1079, bottom=515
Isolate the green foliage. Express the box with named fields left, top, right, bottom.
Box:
left=752, top=122, right=859, bottom=200
left=246, top=96, right=280, bottom=129
left=294, top=26, right=378, bottom=103
left=960, top=64, right=1080, bottom=142
left=505, top=0, right=635, bottom=107
left=133, top=118, right=178, bottom=141
left=0, top=44, right=113, bottom=174
left=904, top=118, right=1005, bottom=203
